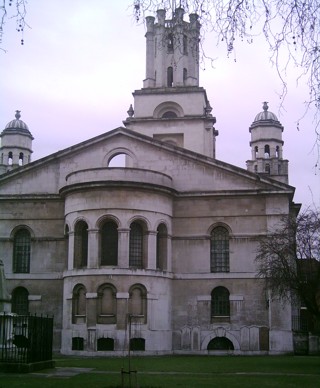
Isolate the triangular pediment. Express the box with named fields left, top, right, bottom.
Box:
left=0, top=127, right=294, bottom=198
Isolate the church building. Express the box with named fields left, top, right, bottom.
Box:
left=0, top=8, right=299, bottom=355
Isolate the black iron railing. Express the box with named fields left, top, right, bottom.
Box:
left=0, top=313, right=53, bottom=363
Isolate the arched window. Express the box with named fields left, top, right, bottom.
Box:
left=167, top=66, right=173, bottom=87
left=254, top=165, right=258, bottom=172
left=97, top=284, right=117, bottom=324
left=129, top=222, right=144, bottom=268
left=101, top=221, right=118, bottom=266
left=210, top=226, right=229, bottom=272
left=11, top=287, right=29, bottom=315
left=183, top=34, right=188, bottom=55
left=167, top=33, right=174, bottom=52
left=254, top=146, right=258, bottom=158
left=74, top=220, right=88, bottom=268
left=183, top=68, right=187, bottom=84
left=128, top=284, right=147, bottom=323
left=211, top=286, right=230, bottom=318
left=264, top=144, right=270, bottom=158
left=8, top=151, right=13, bottom=165
left=72, top=284, right=86, bottom=324
left=19, top=152, right=24, bottom=166
left=156, top=223, right=168, bottom=270
left=207, top=337, right=234, bottom=350
left=276, top=145, right=279, bottom=158
left=13, top=228, right=31, bottom=273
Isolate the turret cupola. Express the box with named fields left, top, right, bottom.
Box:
left=0, top=110, right=33, bottom=174
left=246, top=102, right=288, bottom=183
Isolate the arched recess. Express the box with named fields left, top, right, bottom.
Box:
left=128, top=283, right=147, bottom=324
left=153, top=101, right=184, bottom=119
left=97, top=283, right=117, bottom=324
left=72, top=284, right=87, bottom=324
left=156, top=223, right=168, bottom=270
left=201, top=330, right=240, bottom=351
left=104, top=147, right=137, bottom=168
left=207, top=337, right=234, bottom=350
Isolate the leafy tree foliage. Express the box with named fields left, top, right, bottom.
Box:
left=255, top=209, right=320, bottom=333
left=133, top=0, right=320, bottom=153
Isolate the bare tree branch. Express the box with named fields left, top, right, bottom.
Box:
left=255, top=208, right=320, bottom=333
left=0, top=0, right=28, bottom=49
left=132, top=0, right=320, bottom=161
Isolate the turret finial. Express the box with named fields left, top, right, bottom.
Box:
left=262, top=102, right=268, bottom=111
left=15, top=110, right=21, bottom=120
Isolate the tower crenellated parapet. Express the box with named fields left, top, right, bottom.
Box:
left=144, top=8, right=200, bottom=89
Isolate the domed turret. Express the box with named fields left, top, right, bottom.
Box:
left=0, top=111, right=34, bottom=174
left=246, top=102, right=288, bottom=184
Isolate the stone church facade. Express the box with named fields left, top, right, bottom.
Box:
left=0, top=9, right=299, bottom=355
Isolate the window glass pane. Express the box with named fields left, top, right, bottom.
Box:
left=13, top=229, right=31, bottom=273
left=129, top=222, right=143, bottom=268
left=210, top=226, right=229, bottom=272
left=101, top=221, right=118, bottom=265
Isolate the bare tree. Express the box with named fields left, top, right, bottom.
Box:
left=0, top=0, right=28, bottom=49
left=132, top=0, right=320, bottom=156
left=255, top=208, right=320, bottom=333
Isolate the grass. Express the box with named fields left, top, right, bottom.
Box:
left=0, top=355, right=319, bottom=388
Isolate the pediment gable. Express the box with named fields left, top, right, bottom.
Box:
left=0, top=127, right=294, bottom=197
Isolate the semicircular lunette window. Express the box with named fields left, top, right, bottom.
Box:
left=108, top=153, right=134, bottom=168
left=162, top=111, right=177, bottom=119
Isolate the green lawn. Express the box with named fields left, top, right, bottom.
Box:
left=0, top=355, right=319, bottom=388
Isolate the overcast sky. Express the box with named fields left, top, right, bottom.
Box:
left=1, top=0, right=319, bottom=209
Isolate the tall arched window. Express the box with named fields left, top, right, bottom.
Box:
left=129, top=222, right=144, bottom=268
left=183, top=68, right=187, bottom=84
left=13, top=228, right=31, bottom=273
left=264, top=144, right=270, bottom=158
left=167, top=66, right=173, bottom=87
left=183, top=34, right=188, bottom=55
left=19, top=152, right=24, bottom=166
left=254, top=146, right=258, bottom=158
left=72, top=284, right=86, bottom=324
left=167, top=33, right=174, bottom=52
left=101, top=221, right=118, bottom=266
left=97, top=284, right=117, bottom=324
left=210, top=226, right=229, bottom=272
left=74, top=220, right=88, bottom=268
left=156, top=223, right=168, bottom=270
left=8, top=151, right=13, bottom=165
left=211, top=286, right=230, bottom=318
left=128, top=284, right=147, bottom=323
left=11, top=287, right=29, bottom=315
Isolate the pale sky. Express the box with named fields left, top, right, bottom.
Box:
left=1, top=0, right=319, bottom=208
